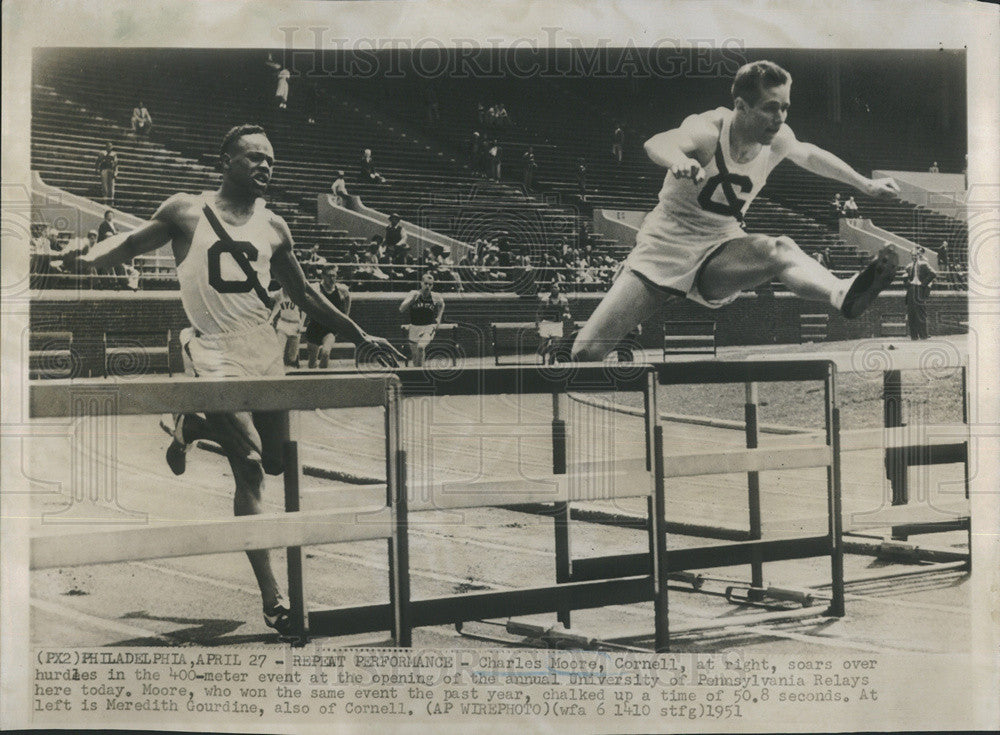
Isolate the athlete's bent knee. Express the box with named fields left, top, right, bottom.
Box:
left=772, top=235, right=801, bottom=261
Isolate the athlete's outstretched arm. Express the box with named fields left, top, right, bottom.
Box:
left=269, top=219, right=403, bottom=361
left=271, top=244, right=365, bottom=343
left=65, top=195, right=184, bottom=271
left=776, top=127, right=900, bottom=198
left=643, top=112, right=720, bottom=183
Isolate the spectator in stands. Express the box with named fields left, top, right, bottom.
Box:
left=97, top=210, right=118, bottom=242
left=275, top=67, right=290, bottom=110
left=576, top=158, right=588, bottom=201
left=495, top=103, right=512, bottom=128
left=95, top=142, right=119, bottom=205
left=425, top=85, right=440, bottom=124
left=928, top=161, right=939, bottom=174
left=385, top=213, right=406, bottom=254
left=830, top=193, right=844, bottom=222
left=30, top=225, right=61, bottom=286
left=330, top=171, right=350, bottom=207
left=365, top=236, right=390, bottom=281
left=469, top=132, right=482, bottom=172
left=487, top=140, right=502, bottom=181
left=812, top=251, right=825, bottom=266
left=936, top=240, right=952, bottom=287
left=131, top=102, right=153, bottom=137
left=427, top=243, right=464, bottom=292
left=842, top=196, right=860, bottom=220
left=391, top=240, right=418, bottom=283
left=303, top=244, right=327, bottom=279
left=476, top=101, right=486, bottom=126
left=361, top=149, right=388, bottom=184
left=905, top=247, right=937, bottom=340
left=522, top=147, right=538, bottom=191
left=302, top=82, right=318, bottom=124
left=612, top=124, right=625, bottom=163
left=344, top=244, right=365, bottom=286
left=123, top=261, right=141, bottom=291
left=823, top=246, right=833, bottom=267
left=66, top=229, right=106, bottom=287
left=70, top=229, right=100, bottom=256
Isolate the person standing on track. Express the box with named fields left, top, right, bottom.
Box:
left=304, top=264, right=351, bottom=369
left=572, top=60, right=902, bottom=361
left=535, top=281, right=571, bottom=364
left=904, top=246, right=937, bottom=340
left=62, top=124, right=402, bottom=636
left=271, top=287, right=306, bottom=367
left=400, top=271, right=444, bottom=367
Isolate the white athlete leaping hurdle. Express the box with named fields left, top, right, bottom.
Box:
left=573, top=60, right=901, bottom=361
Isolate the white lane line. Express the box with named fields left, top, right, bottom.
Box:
left=31, top=596, right=175, bottom=643
left=131, top=560, right=328, bottom=611
left=842, top=590, right=968, bottom=615
left=733, top=624, right=926, bottom=654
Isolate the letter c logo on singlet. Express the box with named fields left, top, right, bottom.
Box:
left=207, top=240, right=274, bottom=308
left=697, top=173, right=753, bottom=218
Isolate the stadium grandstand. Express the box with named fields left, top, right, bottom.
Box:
left=29, top=47, right=968, bottom=369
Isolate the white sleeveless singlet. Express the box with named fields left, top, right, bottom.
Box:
left=177, top=195, right=278, bottom=335
left=625, top=109, right=785, bottom=306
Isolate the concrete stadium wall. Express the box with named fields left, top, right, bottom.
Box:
left=317, top=194, right=471, bottom=263
left=874, top=170, right=967, bottom=222
left=29, top=290, right=968, bottom=378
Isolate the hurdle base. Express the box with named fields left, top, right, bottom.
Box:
left=308, top=576, right=652, bottom=640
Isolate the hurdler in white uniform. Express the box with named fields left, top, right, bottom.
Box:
left=626, top=109, right=782, bottom=308
left=178, top=194, right=284, bottom=378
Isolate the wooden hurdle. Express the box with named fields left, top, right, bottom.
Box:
left=736, top=347, right=970, bottom=566
left=28, top=373, right=408, bottom=645
left=291, top=362, right=846, bottom=651
left=490, top=321, right=587, bottom=365
left=662, top=320, right=717, bottom=357
left=557, top=360, right=846, bottom=639
left=31, top=362, right=884, bottom=651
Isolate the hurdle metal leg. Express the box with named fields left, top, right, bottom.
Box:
left=385, top=382, right=412, bottom=646
left=647, top=372, right=671, bottom=652
left=283, top=440, right=308, bottom=643
left=825, top=368, right=846, bottom=617
left=744, top=382, right=764, bottom=592
left=883, top=369, right=908, bottom=509
left=551, top=391, right=572, bottom=628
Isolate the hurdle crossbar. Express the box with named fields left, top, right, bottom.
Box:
left=31, top=507, right=393, bottom=570
left=30, top=374, right=400, bottom=416
left=490, top=321, right=587, bottom=365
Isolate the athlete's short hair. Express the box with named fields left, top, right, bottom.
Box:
left=731, top=61, right=791, bottom=106
left=219, top=124, right=268, bottom=158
